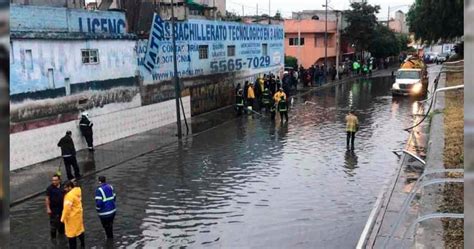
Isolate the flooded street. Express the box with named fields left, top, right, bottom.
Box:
left=11, top=76, right=420, bottom=248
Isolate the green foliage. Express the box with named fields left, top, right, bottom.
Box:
left=368, top=24, right=400, bottom=58
left=406, top=0, right=463, bottom=44
left=342, top=2, right=380, bottom=53
left=397, top=34, right=411, bottom=51
left=274, top=11, right=282, bottom=20
left=284, top=55, right=298, bottom=69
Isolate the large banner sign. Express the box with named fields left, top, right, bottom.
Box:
left=139, top=14, right=284, bottom=82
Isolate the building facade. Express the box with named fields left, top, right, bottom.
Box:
left=284, top=19, right=337, bottom=68
left=388, top=10, right=408, bottom=34
left=10, top=4, right=283, bottom=170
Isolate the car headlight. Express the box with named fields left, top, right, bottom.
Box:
left=392, top=83, right=400, bottom=90
left=412, top=82, right=423, bottom=94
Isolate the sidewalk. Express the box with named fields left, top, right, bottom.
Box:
left=10, top=67, right=397, bottom=205
left=10, top=106, right=237, bottom=205
left=363, top=64, right=448, bottom=248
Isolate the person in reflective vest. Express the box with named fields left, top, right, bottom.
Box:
left=352, top=61, right=359, bottom=76
left=261, top=88, right=271, bottom=111
left=345, top=110, right=359, bottom=150
left=235, top=89, right=244, bottom=115
left=278, top=96, right=288, bottom=123
left=95, top=176, right=116, bottom=239
left=79, top=112, right=94, bottom=152
left=362, top=64, right=368, bottom=75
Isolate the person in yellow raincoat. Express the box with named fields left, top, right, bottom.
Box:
left=345, top=110, right=359, bottom=150
left=273, top=87, right=287, bottom=104
left=61, top=181, right=85, bottom=249
left=246, top=82, right=255, bottom=111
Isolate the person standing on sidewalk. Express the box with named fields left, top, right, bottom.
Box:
left=95, top=176, right=117, bottom=239
left=57, top=131, right=81, bottom=180
left=345, top=111, right=359, bottom=150
left=61, top=180, right=85, bottom=249
left=79, top=112, right=94, bottom=152
left=45, top=174, right=65, bottom=240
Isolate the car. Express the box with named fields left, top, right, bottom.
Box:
left=391, top=69, right=428, bottom=97
left=424, top=52, right=437, bottom=63
left=435, top=53, right=449, bottom=64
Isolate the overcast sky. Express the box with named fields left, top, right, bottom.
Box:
left=226, top=0, right=414, bottom=20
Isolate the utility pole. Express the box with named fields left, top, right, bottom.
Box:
left=335, top=11, right=340, bottom=80
left=387, top=6, right=390, bottom=27
left=324, top=0, right=328, bottom=84
left=268, top=0, right=271, bottom=24
left=171, top=0, right=182, bottom=139
left=297, top=13, right=301, bottom=69
left=242, top=5, right=244, bottom=16
left=256, top=4, right=258, bottom=16
left=213, top=0, right=216, bottom=19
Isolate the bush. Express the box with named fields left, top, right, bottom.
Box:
left=285, top=55, right=298, bottom=69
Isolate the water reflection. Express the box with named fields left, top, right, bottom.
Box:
left=343, top=150, right=359, bottom=178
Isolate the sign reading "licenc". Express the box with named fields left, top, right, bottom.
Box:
left=78, top=17, right=126, bottom=34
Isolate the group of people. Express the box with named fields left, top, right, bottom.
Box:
left=235, top=74, right=290, bottom=123
left=46, top=174, right=116, bottom=248
left=50, top=112, right=111, bottom=248
left=350, top=58, right=375, bottom=77
left=57, top=112, right=95, bottom=181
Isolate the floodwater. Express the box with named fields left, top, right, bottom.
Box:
left=11, top=76, right=421, bottom=248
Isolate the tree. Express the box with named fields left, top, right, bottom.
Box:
left=406, top=0, right=463, bottom=44
left=368, top=24, right=400, bottom=59
left=342, top=2, right=381, bottom=57
left=284, top=55, right=298, bottom=69
left=274, top=11, right=282, bottom=20
left=397, top=34, right=411, bottom=52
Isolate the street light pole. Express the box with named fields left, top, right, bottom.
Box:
left=297, top=13, right=301, bottom=69
left=324, top=0, right=328, bottom=84
left=171, top=0, right=182, bottom=139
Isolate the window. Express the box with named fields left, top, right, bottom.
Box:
left=81, top=49, right=99, bottom=64
left=25, top=49, right=33, bottom=70
left=289, top=38, right=304, bottom=46
left=262, top=44, right=268, bottom=56
left=198, top=45, right=208, bottom=59
left=47, top=69, right=55, bottom=88
left=227, top=45, right=236, bottom=57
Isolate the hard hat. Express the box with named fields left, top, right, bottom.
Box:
left=81, top=112, right=89, bottom=117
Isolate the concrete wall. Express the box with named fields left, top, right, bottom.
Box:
left=10, top=4, right=136, bottom=98
left=10, top=10, right=283, bottom=170
left=11, top=96, right=191, bottom=170
left=10, top=39, right=136, bottom=96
